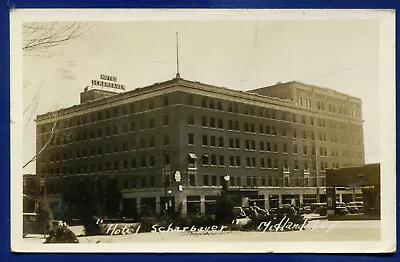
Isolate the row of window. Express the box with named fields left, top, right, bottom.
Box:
left=202, top=174, right=326, bottom=187
left=200, top=154, right=354, bottom=171
left=194, top=115, right=362, bottom=134
left=196, top=134, right=363, bottom=157
left=40, top=96, right=171, bottom=132
left=194, top=94, right=359, bottom=122
left=43, top=154, right=172, bottom=175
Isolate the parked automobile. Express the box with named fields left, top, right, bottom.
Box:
left=233, top=207, right=251, bottom=226
left=354, top=201, right=364, bottom=213
left=310, top=203, right=327, bottom=216
left=335, top=202, right=349, bottom=215
left=250, top=206, right=270, bottom=216
left=347, top=201, right=364, bottom=214
left=346, top=202, right=359, bottom=214
left=23, top=212, right=37, bottom=237
left=299, top=205, right=312, bottom=214
left=242, top=206, right=259, bottom=217
left=233, top=207, right=247, bottom=219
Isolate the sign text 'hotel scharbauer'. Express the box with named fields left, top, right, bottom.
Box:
left=91, top=74, right=125, bottom=90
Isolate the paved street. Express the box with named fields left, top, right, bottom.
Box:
left=23, top=220, right=380, bottom=244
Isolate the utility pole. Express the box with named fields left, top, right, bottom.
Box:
left=159, top=147, right=173, bottom=218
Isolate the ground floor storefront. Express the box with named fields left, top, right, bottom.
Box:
left=120, top=186, right=362, bottom=217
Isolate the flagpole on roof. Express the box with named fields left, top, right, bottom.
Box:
left=175, top=32, right=180, bottom=78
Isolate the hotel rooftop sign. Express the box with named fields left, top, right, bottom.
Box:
left=91, top=74, right=125, bottom=91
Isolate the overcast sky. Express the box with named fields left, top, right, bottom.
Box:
left=23, top=19, right=380, bottom=174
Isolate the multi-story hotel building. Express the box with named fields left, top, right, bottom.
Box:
left=35, top=76, right=364, bottom=217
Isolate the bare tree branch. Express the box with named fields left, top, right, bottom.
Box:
left=23, top=118, right=58, bottom=169
left=23, top=22, right=94, bottom=56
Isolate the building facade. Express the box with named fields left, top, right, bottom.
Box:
left=35, top=77, right=365, bottom=217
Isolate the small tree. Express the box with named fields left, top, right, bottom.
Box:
left=36, top=202, right=53, bottom=236
left=215, top=192, right=234, bottom=225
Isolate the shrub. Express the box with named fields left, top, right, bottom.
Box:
left=215, top=193, right=234, bottom=225
left=83, top=216, right=106, bottom=236
left=45, top=223, right=79, bottom=243
left=36, top=202, right=53, bottom=234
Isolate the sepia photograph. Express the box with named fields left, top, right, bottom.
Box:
left=10, top=9, right=396, bottom=253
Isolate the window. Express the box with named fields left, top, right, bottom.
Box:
left=165, top=154, right=171, bottom=165
left=188, top=114, right=194, bottom=125
left=229, top=138, right=234, bottom=148
left=234, top=121, right=239, bottom=131
left=149, top=117, right=155, bottom=128
left=272, top=126, right=277, bottom=135
left=236, top=156, right=241, bottom=167
left=202, top=154, right=209, bottom=165
left=131, top=121, right=136, bottom=131
left=217, top=100, right=223, bottom=110
left=209, top=99, right=215, bottom=109
left=211, top=155, right=217, bottom=165
left=266, top=142, right=271, bottom=151
left=303, top=145, right=308, bottom=155
left=246, top=157, right=251, bottom=167
left=218, top=137, right=224, bottom=147
left=229, top=156, right=235, bottom=166
left=123, top=141, right=128, bottom=151
left=202, top=116, right=208, bottom=127
left=217, top=119, right=223, bottom=129
left=163, top=135, right=170, bottom=146
left=228, top=102, right=233, bottom=112
left=219, top=155, right=225, bottom=166
left=114, top=160, right=119, bottom=170
left=235, top=138, right=240, bottom=149
left=201, top=97, right=207, bottom=108
left=294, top=144, right=298, bottom=154
left=140, top=119, right=145, bottom=130
left=251, top=140, right=256, bottom=150
left=141, top=157, right=146, bottom=167
left=210, top=136, right=216, bottom=147
left=131, top=158, right=137, bottom=169
left=267, top=158, right=272, bottom=168
left=211, top=176, right=217, bottom=186
left=293, top=128, right=297, bottom=139
left=259, top=124, right=264, bottom=134
left=245, top=139, right=250, bottom=150
left=187, top=94, right=194, bottom=105
left=188, top=133, right=194, bottom=145
left=282, top=128, right=287, bottom=137
left=202, top=135, right=208, bottom=146
left=149, top=137, right=155, bottom=148
left=228, top=120, right=233, bottom=130
left=149, top=99, right=154, bottom=110
left=150, top=156, right=155, bottom=167
left=163, top=96, right=169, bottom=107
left=266, top=125, right=270, bottom=135
left=210, top=117, right=215, bottom=128
left=283, top=143, right=287, bottom=153
left=140, top=138, right=146, bottom=149
left=163, top=115, right=169, bottom=126
left=261, top=158, right=265, bottom=168
left=260, top=141, right=265, bottom=151
left=203, top=175, right=209, bottom=186
left=244, top=122, right=249, bottom=132
left=301, top=115, right=306, bottom=124
left=250, top=123, right=255, bottom=133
